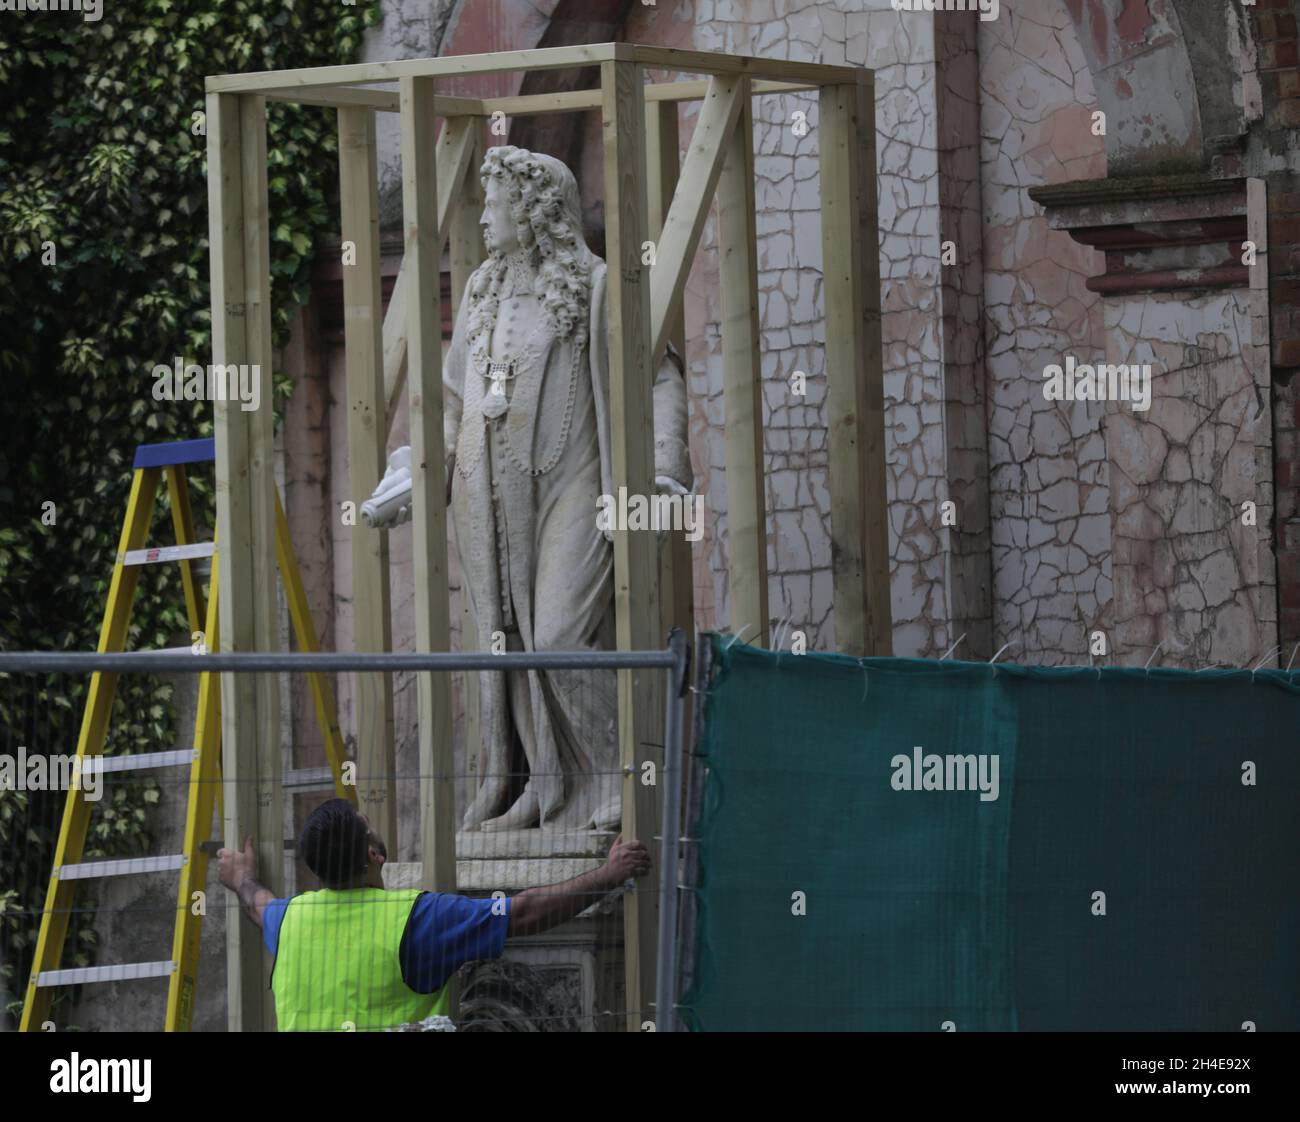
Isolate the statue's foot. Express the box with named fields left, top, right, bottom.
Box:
left=588, top=795, right=621, bottom=833
left=462, top=775, right=509, bottom=831
left=480, top=788, right=540, bottom=832
left=361, top=446, right=413, bottom=529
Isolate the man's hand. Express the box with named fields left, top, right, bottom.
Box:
left=604, top=834, right=651, bottom=884
left=217, top=837, right=273, bottom=929
left=507, top=834, right=652, bottom=937
left=217, top=836, right=257, bottom=893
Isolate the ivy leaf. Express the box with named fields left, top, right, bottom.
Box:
left=0, top=0, right=382, bottom=995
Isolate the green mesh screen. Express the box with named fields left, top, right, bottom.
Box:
left=680, top=635, right=1300, bottom=1031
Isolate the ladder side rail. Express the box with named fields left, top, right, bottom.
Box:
left=165, top=464, right=206, bottom=635
left=20, top=467, right=162, bottom=1031
left=273, top=491, right=353, bottom=802
left=165, top=551, right=225, bottom=1031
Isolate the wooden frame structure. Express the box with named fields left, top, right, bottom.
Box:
left=205, top=43, right=888, bottom=1032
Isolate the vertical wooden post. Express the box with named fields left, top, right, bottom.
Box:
left=338, top=106, right=398, bottom=844
left=718, top=80, right=769, bottom=646
left=209, top=91, right=281, bottom=1031
left=400, top=79, right=456, bottom=901
left=240, top=97, right=284, bottom=920
left=820, top=74, right=891, bottom=656
left=601, top=55, right=663, bottom=1031
left=647, top=99, right=696, bottom=842
left=646, top=99, right=695, bottom=646
left=449, top=120, right=486, bottom=786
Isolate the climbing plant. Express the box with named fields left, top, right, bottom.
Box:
left=0, top=0, right=380, bottom=1023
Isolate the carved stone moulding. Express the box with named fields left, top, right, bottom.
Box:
left=1029, top=175, right=1251, bottom=295
left=456, top=959, right=586, bottom=1033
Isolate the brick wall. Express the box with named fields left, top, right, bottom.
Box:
left=1256, top=1, right=1300, bottom=651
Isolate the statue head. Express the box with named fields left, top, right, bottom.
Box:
left=471, top=145, right=593, bottom=342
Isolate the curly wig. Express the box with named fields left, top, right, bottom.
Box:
left=469, top=145, right=595, bottom=344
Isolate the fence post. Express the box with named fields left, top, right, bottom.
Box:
left=655, top=628, right=690, bottom=1031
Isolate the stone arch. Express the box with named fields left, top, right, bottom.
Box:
left=1170, top=0, right=1261, bottom=155
left=1059, top=0, right=1264, bottom=174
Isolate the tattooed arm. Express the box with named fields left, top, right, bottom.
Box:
left=217, top=836, right=274, bottom=929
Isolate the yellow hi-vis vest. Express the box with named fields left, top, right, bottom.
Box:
left=271, top=887, right=450, bottom=1032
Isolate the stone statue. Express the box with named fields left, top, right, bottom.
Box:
left=364, top=145, right=692, bottom=832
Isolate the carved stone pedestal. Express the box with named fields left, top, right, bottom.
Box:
left=384, top=829, right=625, bottom=1031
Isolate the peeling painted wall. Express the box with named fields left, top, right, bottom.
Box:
left=979, top=4, right=1111, bottom=663
left=629, top=0, right=966, bottom=655
left=290, top=0, right=1280, bottom=715
left=626, top=0, right=1114, bottom=661
left=1106, top=289, right=1273, bottom=666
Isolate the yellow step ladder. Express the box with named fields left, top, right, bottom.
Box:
left=20, top=437, right=351, bottom=1031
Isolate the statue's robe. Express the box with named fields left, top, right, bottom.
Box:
left=444, top=257, right=690, bottom=830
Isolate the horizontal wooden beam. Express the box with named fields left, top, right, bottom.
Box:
left=207, top=44, right=624, bottom=94
left=264, top=89, right=483, bottom=116
left=265, top=87, right=399, bottom=112
left=653, top=77, right=816, bottom=101
left=206, top=43, right=863, bottom=96
left=482, top=87, right=610, bottom=118
left=628, top=45, right=863, bottom=85
left=250, top=80, right=817, bottom=117
left=480, top=78, right=815, bottom=118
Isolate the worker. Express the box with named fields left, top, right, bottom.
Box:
left=217, top=797, right=651, bottom=1031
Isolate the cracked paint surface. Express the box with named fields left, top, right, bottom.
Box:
left=634, top=0, right=1116, bottom=659
left=980, top=4, right=1112, bottom=663
left=631, top=0, right=959, bottom=654
left=301, top=0, right=1275, bottom=703
left=1106, top=290, right=1274, bottom=666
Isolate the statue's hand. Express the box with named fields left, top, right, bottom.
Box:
left=655, top=474, right=689, bottom=498
left=361, top=446, right=413, bottom=529
left=654, top=475, right=693, bottom=547
left=596, top=479, right=695, bottom=548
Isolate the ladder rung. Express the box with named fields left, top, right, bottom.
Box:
left=94, top=749, right=197, bottom=774
left=122, top=542, right=215, bottom=567
left=57, top=855, right=185, bottom=880
left=37, top=961, right=174, bottom=987
left=284, top=766, right=339, bottom=792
